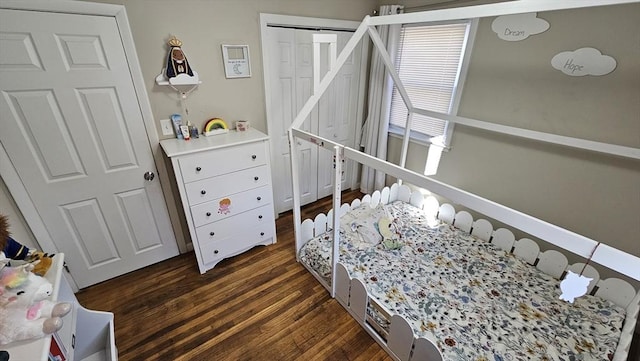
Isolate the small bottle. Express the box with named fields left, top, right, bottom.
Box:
left=171, top=114, right=183, bottom=139
left=188, top=120, right=199, bottom=138
left=180, top=125, right=190, bottom=140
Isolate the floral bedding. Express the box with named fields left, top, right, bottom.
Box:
left=298, top=201, right=626, bottom=361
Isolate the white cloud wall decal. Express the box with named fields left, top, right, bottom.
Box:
left=491, top=13, right=550, bottom=41
left=551, top=47, right=617, bottom=76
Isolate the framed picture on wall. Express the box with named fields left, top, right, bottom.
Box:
left=221, top=44, right=251, bottom=78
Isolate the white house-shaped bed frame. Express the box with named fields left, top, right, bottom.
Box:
left=289, top=0, right=640, bottom=282
left=288, top=1, right=640, bottom=359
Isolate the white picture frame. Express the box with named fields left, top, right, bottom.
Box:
left=221, top=44, right=251, bottom=78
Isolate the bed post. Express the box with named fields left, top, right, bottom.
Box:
left=313, top=34, right=337, bottom=95
left=366, top=24, right=416, bottom=184
left=289, top=130, right=304, bottom=259
left=330, top=145, right=344, bottom=297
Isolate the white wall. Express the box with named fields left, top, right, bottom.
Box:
left=87, top=0, right=378, bottom=137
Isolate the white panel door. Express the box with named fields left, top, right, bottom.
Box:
left=0, top=9, right=179, bottom=288
left=265, top=26, right=362, bottom=213
left=266, top=27, right=318, bottom=213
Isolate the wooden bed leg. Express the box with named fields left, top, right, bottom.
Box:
left=388, top=314, right=414, bottom=361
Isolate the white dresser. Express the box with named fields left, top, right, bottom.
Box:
left=161, top=128, right=277, bottom=274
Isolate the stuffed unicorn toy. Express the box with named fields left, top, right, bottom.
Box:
left=0, top=262, right=71, bottom=345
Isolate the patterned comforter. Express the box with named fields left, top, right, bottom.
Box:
left=298, top=201, right=626, bottom=361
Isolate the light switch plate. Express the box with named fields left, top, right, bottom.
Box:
left=160, top=119, right=173, bottom=136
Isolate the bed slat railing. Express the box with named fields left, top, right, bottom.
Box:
left=437, top=204, right=455, bottom=225
left=567, top=263, right=600, bottom=295
left=491, top=228, right=516, bottom=252
left=513, top=238, right=540, bottom=265
left=452, top=210, right=473, bottom=232
left=314, top=213, right=328, bottom=236
left=388, top=315, right=415, bottom=361
left=595, top=278, right=637, bottom=308
left=536, top=250, right=568, bottom=279
left=412, top=338, right=443, bottom=361
left=335, top=263, right=351, bottom=308
left=471, top=219, right=493, bottom=242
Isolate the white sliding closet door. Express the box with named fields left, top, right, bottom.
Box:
left=265, top=26, right=363, bottom=213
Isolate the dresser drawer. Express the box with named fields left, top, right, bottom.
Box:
left=179, top=141, right=267, bottom=183
left=195, top=205, right=275, bottom=243
left=185, top=165, right=270, bottom=206
left=199, top=223, right=275, bottom=266
left=190, top=185, right=273, bottom=227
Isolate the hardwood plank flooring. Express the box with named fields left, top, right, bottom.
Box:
left=76, top=189, right=392, bottom=361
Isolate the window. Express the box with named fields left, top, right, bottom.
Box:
left=388, top=20, right=475, bottom=143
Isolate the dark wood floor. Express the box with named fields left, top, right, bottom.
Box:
left=76, top=189, right=392, bottom=361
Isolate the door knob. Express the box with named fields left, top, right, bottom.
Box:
left=143, top=171, right=155, bottom=181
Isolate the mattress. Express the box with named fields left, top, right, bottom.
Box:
left=298, top=201, right=627, bottom=361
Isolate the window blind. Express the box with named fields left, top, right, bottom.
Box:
left=389, top=22, right=470, bottom=138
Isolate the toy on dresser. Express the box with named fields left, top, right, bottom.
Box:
left=0, top=213, right=71, bottom=346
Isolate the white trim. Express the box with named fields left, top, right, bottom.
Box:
left=259, top=13, right=362, bottom=32
left=0, top=0, right=122, bottom=15
left=367, top=0, right=640, bottom=26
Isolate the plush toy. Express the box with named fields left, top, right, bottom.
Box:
left=378, top=217, right=403, bottom=250
left=0, top=263, right=71, bottom=346
left=0, top=213, right=53, bottom=276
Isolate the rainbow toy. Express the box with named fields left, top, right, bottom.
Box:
left=203, top=118, right=229, bottom=136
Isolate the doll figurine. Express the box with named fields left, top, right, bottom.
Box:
left=0, top=214, right=29, bottom=261
left=165, top=36, right=194, bottom=79
left=1, top=214, right=53, bottom=276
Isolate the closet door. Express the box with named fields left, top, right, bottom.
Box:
left=265, top=26, right=363, bottom=214
left=265, top=27, right=319, bottom=213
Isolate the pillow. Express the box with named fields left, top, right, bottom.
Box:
left=341, top=204, right=387, bottom=249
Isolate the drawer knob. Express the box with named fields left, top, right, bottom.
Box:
left=254, top=176, right=259, bottom=181
left=258, top=215, right=263, bottom=219
left=196, top=166, right=202, bottom=172
left=209, top=232, right=215, bottom=236
left=214, top=250, right=219, bottom=254
left=260, top=232, right=265, bottom=236
left=257, top=196, right=262, bottom=201
left=206, top=212, right=212, bottom=217
left=251, top=155, right=257, bottom=160
left=201, top=190, right=206, bottom=195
